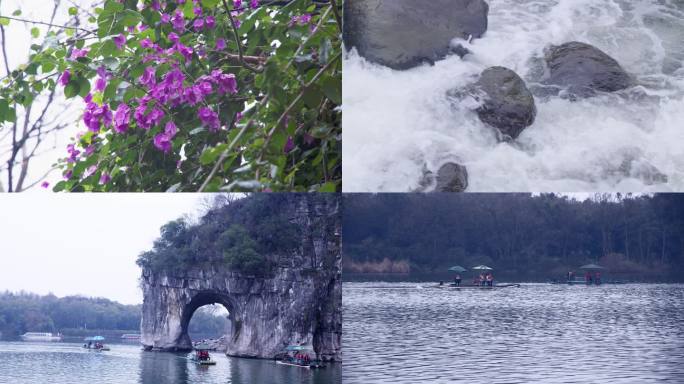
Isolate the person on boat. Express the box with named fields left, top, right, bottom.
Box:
left=454, top=274, right=462, bottom=287
left=594, top=271, right=601, bottom=285
left=585, top=271, right=592, bottom=284
left=486, top=273, right=493, bottom=287
left=479, top=273, right=486, bottom=286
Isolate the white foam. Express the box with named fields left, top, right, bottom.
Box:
left=343, top=0, right=684, bottom=192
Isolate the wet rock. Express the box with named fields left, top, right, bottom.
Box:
left=344, top=0, right=489, bottom=70
left=141, top=196, right=342, bottom=361
left=543, top=42, right=633, bottom=98
left=470, top=66, right=537, bottom=139
left=416, top=162, right=469, bottom=192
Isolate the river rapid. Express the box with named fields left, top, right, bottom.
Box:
left=343, top=0, right=684, bottom=192
left=343, top=283, right=684, bottom=383
left=0, top=342, right=340, bottom=384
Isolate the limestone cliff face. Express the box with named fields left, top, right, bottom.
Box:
left=140, top=195, right=342, bottom=361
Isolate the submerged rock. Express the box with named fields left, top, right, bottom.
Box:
left=543, top=42, right=633, bottom=98
left=343, top=0, right=489, bottom=70
left=470, top=66, right=537, bottom=139
left=417, top=162, right=469, bottom=192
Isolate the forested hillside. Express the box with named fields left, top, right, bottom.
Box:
left=0, top=291, right=226, bottom=340
left=343, top=194, right=684, bottom=280
left=137, top=193, right=337, bottom=275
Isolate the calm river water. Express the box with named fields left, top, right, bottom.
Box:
left=0, top=342, right=340, bottom=384
left=343, top=283, right=684, bottom=383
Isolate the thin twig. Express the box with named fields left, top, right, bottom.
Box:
left=221, top=0, right=263, bottom=73
left=0, top=15, right=95, bottom=34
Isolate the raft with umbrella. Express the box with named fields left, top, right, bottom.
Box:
left=83, top=336, right=110, bottom=351
left=275, top=345, right=326, bottom=369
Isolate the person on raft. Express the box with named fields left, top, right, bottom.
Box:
left=454, top=274, right=462, bottom=287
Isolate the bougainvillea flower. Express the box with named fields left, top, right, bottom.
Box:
left=138, top=66, right=156, bottom=87
left=140, top=38, right=153, bottom=49
left=160, top=13, right=171, bottom=23
left=113, top=34, right=126, bottom=50
left=198, top=107, right=220, bottom=131
left=205, top=16, right=216, bottom=29
left=70, top=48, right=89, bottom=60
left=59, top=70, right=70, bottom=86
left=99, top=172, right=111, bottom=185
left=250, top=0, right=259, bottom=8
left=284, top=136, right=295, bottom=153
left=171, top=10, right=185, bottom=31
left=41, top=181, right=50, bottom=189
left=215, top=38, right=226, bottom=50
left=114, top=103, right=131, bottom=133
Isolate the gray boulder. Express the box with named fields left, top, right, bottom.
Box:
left=344, top=0, right=489, bottom=70
left=544, top=42, right=633, bottom=97
left=417, top=162, right=469, bottom=192
left=471, top=66, right=537, bottom=139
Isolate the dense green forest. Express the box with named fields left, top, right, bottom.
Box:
left=137, top=194, right=337, bottom=275
left=0, top=292, right=227, bottom=341
left=343, top=194, right=684, bottom=280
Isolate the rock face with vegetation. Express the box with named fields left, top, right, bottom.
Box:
left=470, top=66, right=537, bottom=139
left=543, top=42, right=633, bottom=97
left=344, top=0, right=489, bottom=70
left=138, top=194, right=341, bottom=361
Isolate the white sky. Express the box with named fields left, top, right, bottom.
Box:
left=0, top=193, right=206, bottom=304
left=0, top=0, right=92, bottom=191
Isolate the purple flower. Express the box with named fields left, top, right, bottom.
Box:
left=160, top=13, right=171, bottom=23
left=165, top=121, right=177, bottom=137
left=205, top=16, right=215, bottom=29
left=198, top=107, right=220, bottom=131
left=212, top=71, right=238, bottom=94
left=171, top=10, right=185, bottom=31
left=114, top=103, right=131, bottom=133
left=215, top=38, right=226, bottom=50
left=233, top=0, right=242, bottom=9
left=70, top=48, right=89, bottom=60
left=194, top=7, right=202, bottom=16
left=99, top=172, right=111, bottom=185
left=283, top=136, right=295, bottom=153
left=168, top=32, right=180, bottom=44
left=113, top=33, right=126, bottom=50
left=59, top=70, right=70, bottom=86
left=64, top=170, right=73, bottom=180
left=250, top=0, right=259, bottom=9
left=85, top=145, right=96, bottom=156
left=41, top=181, right=50, bottom=189
left=138, top=66, right=156, bottom=87
left=95, top=77, right=107, bottom=92
left=153, top=132, right=173, bottom=153
left=140, top=38, right=153, bottom=48
left=193, top=18, right=204, bottom=31
left=197, top=81, right=213, bottom=95
left=85, top=165, right=97, bottom=178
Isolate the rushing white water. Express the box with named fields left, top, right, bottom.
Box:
left=343, top=0, right=684, bottom=192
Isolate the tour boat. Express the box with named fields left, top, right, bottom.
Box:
left=84, top=336, right=111, bottom=351
left=190, top=344, right=217, bottom=365
left=276, top=345, right=326, bottom=369
left=120, top=333, right=142, bottom=340
left=20, top=332, right=62, bottom=342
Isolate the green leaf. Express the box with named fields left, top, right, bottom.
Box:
left=0, top=99, right=8, bottom=122
left=64, top=82, right=80, bottom=99
left=120, top=9, right=143, bottom=27
left=12, top=9, right=22, bottom=16
left=201, top=0, right=220, bottom=7
left=0, top=17, right=10, bottom=26
left=68, top=7, right=78, bottom=16
left=182, top=1, right=195, bottom=18
left=30, top=27, right=40, bottom=38
left=320, top=76, right=341, bottom=105
left=318, top=182, right=337, bottom=193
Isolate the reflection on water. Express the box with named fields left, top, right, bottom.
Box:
left=343, top=283, right=684, bottom=384
left=0, top=342, right=340, bottom=384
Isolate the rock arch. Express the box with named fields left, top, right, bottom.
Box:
left=140, top=195, right=342, bottom=361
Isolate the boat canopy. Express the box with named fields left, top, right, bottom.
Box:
left=84, top=336, right=105, bottom=341
left=471, top=265, right=493, bottom=270
left=448, top=266, right=467, bottom=272
left=579, top=264, right=605, bottom=270
left=285, top=345, right=314, bottom=351
left=194, top=344, right=213, bottom=351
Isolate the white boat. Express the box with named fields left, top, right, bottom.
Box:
left=120, top=333, right=141, bottom=340
left=21, top=332, right=62, bottom=342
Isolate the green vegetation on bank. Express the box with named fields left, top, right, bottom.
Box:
left=0, top=291, right=228, bottom=340
left=343, top=194, right=684, bottom=279
left=0, top=292, right=139, bottom=340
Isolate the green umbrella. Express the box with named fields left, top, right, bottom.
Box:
left=448, top=266, right=467, bottom=273
left=579, top=264, right=605, bottom=270
left=471, top=265, right=493, bottom=271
